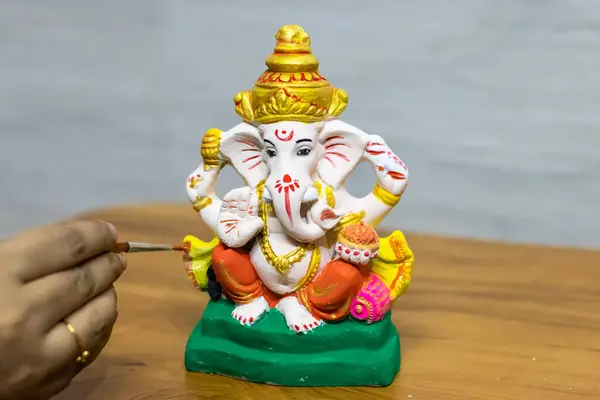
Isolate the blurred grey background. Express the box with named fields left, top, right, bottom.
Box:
left=1, top=0, right=599, bottom=248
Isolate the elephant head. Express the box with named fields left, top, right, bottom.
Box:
left=219, top=119, right=371, bottom=243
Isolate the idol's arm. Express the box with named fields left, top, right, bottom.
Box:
left=337, top=137, right=408, bottom=228
left=186, top=163, right=222, bottom=232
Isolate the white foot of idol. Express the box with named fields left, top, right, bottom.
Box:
left=276, top=296, right=323, bottom=334
left=231, top=296, right=269, bottom=326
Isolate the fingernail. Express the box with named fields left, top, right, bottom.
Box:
left=100, top=220, right=118, bottom=238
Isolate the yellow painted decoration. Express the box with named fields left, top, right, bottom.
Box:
left=233, top=25, right=348, bottom=124
left=313, top=180, right=336, bottom=208
left=188, top=176, right=203, bottom=189
left=372, top=183, right=402, bottom=207
left=192, top=196, right=212, bottom=213
left=370, top=230, right=414, bottom=301
left=201, top=128, right=222, bottom=170
left=325, top=186, right=336, bottom=209
left=182, top=234, right=220, bottom=289
left=313, top=180, right=323, bottom=196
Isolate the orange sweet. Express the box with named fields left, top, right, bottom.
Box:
left=338, top=222, right=379, bottom=251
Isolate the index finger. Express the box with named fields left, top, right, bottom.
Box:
left=5, top=219, right=118, bottom=282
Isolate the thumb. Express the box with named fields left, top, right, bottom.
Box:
left=248, top=218, right=265, bottom=234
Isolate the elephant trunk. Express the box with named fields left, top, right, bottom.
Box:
left=265, top=173, right=326, bottom=243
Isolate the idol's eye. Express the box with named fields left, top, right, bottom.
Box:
left=266, top=148, right=277, bottom=158
left=296, top=147, right=311, bottom=157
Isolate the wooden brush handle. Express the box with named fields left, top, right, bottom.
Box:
left=111, top=242, right=189, bottom=253
left=112, top=242, right=131, bottom=253
left=173, top=244, right=190, bottom=252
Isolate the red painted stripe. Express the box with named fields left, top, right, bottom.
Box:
left=388, top=171, right=406, bottom=180
left=325, top=142, right=349, bottom=149
left=235, top=139, right=256, bottom=147
left=326, top=151, right=350, bottom=162
left=243, top=155, right=260, bottom=163
left=284, top=188, right=293, bottom=224
left=248, top=160, right=262, bottom=170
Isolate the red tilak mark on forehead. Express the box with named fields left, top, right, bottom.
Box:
left=274, top=129, right=294, bottom=142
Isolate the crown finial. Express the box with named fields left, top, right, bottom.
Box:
left=265, top=25, right=318, bottom=72
left=274, top=24, right=311, bottom=53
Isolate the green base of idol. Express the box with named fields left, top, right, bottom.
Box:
left=184, top=300, right=401, bottom=387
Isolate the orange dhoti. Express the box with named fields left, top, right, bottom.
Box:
left=211, top=243, right=367, bottom=321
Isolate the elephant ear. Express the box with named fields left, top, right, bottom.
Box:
left=316, top=119, right=370, bottom=189
left=219, top=122, right=268, bottom=188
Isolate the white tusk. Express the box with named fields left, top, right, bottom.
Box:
left=302, top=186, right=319, bottom=202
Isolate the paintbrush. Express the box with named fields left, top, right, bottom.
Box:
left=112, top=242, right=190, bottom=253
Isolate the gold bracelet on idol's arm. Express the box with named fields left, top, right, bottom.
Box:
left=372, top=183, right=402, bottom=207
left=192, top=196, right=213, bottom=212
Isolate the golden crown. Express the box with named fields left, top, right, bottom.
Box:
left=234, top=24, right=348, bottom=124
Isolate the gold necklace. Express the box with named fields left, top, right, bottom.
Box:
left=256, top=181, right=308, bottom=274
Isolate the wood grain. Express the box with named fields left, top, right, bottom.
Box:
left=54, top=203, right=600, bottom=400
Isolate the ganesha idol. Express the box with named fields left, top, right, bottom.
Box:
left=181, top=24, right=415, bottom=387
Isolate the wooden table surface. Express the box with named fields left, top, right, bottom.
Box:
left=54, top=204, right=600, bottom=400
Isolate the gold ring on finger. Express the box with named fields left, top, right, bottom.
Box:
left=63, top=320, right=90, bottom=364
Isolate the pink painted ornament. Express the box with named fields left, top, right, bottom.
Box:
left=350, top=273, right=392, bottom=323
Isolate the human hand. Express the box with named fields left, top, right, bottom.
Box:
left=0, top=220, right=126, bottom=400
